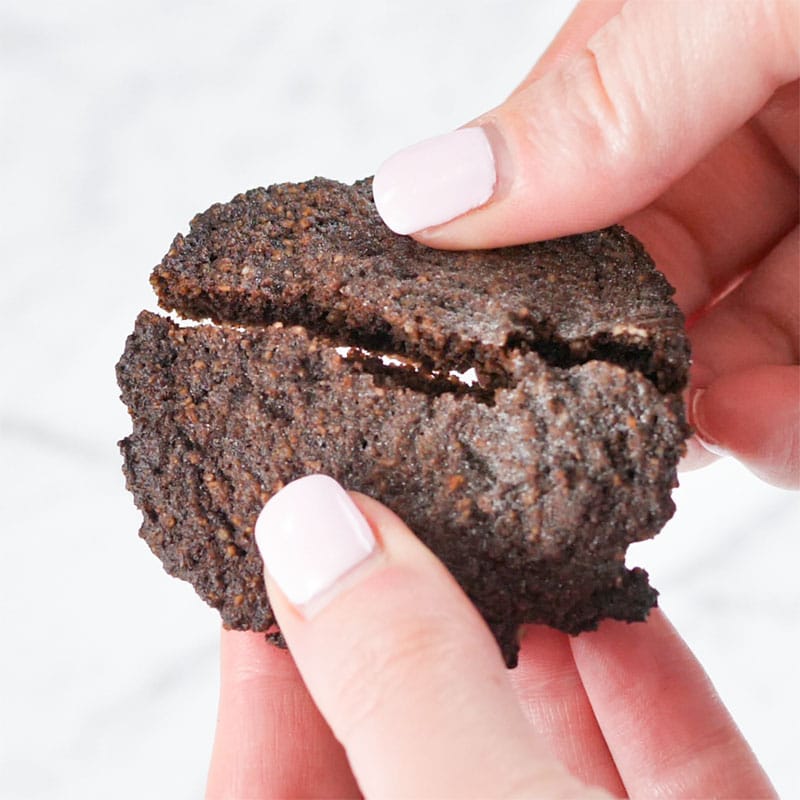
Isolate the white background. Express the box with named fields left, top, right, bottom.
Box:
left=1, top=1, right=798, bottom=797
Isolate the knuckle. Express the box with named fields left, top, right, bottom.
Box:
left=572, top=46, right=623, bottom=132
left=558, top=42, right=645, bottom=167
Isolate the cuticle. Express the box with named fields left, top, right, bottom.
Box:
left=468, top=118, right=512, bottom=205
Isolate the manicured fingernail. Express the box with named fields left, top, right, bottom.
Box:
left=255, top=475, right=377, bottom=609
left=689, top=388, right=729, bottom=458
left=373, top=127, right=496, bottom=235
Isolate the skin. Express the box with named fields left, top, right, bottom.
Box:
left=207, top=1, right=798, bottom=796
left=207, top=497, right=775, bottom=799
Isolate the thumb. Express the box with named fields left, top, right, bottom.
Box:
left=254, top=474, right=606, bottom=799
left=373, top=0, right=798, bottom=247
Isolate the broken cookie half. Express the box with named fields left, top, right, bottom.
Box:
left=117, top=177, right=690, bottom=667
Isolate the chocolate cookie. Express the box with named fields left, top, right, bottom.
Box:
left=118, top=177, right=690, bottom=667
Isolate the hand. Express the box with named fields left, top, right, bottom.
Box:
left=374, top=0, right=799, bottom=489
left=206, top=476, right=774, bottom=798
left=207, top=3, right=794, bottom=796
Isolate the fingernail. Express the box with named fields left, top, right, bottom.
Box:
left=689, top=388, right=729, bottom=458
left=255, top=474, right=377, bottom=609
left=373, top=127, right=496, bottom=235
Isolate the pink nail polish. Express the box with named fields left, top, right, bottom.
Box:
left=373, top=127, right=496, bottom=235
left=254, top=475, right=376, bottom=608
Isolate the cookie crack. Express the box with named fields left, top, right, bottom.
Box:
left=315, top=321, right=680, bottom=400
left=499, top=328, right=682, bottom=394
left=341, top=346, right=496, bottom=405
left=189, top=312, right=679, bottom=407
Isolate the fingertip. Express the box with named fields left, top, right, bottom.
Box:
left=373, top=127, right=497, bottom=237
left=216, top=628, right=290, bottom=703
left=255, top=474, right=379, bottom=612
left=689, top=367, right=800, bottom=488
left=678, top=434, right=720, bottom=473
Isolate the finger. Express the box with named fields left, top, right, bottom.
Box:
left=690, top=365, right=800, bottom=488
left=510, top=626, right=626, bottom=796
left=685, top=227, right=799, bottom=486
left=689, top=227, right=799, bottom=377
left=373, top=0, right=799, bottom=245
left=622, top=118, right=798, bottom=316
left=677, top=434, right=719, bottom=474
left=514, top=0, right=626, bottom=87
left=255, top=475, right=605, bottom=799
left=571, top=610, right=776, bottom=798
left=206, top=629, right=360, bottom=800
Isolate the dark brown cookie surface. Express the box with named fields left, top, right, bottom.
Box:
left=119, top=177, right=691, bottom=667
left=118, top=312, right=687, bottom=667
left=152, top=178, right=689, bottom=394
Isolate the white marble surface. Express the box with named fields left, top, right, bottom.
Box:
left=1, top=1, right=797, bottom=797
